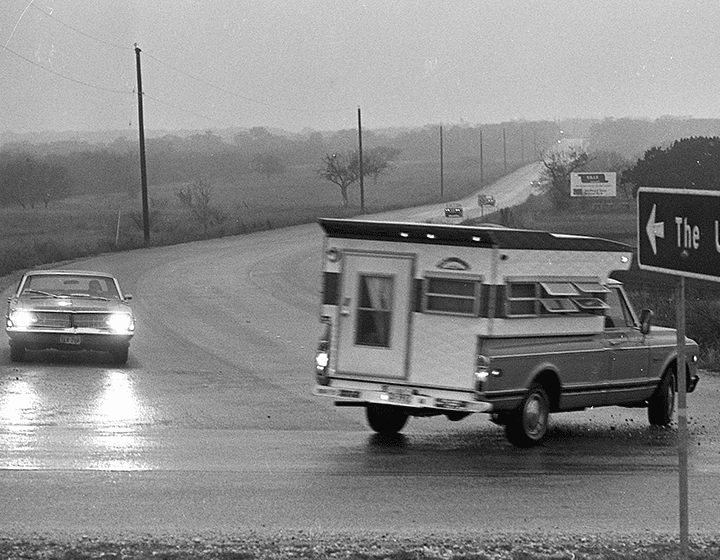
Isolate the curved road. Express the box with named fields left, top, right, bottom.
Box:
left=1, top=163, right=719, bottom=537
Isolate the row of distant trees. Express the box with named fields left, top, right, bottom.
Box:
left=4, top=118, right=720, bottom=210
left=0, top=122, right=555, bottom=209
left=0, top=144, right=402, bottom=209
left=0, top=157, right=72, bottom=209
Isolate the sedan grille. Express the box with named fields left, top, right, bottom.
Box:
left=34, top=312, right=72, bottom=328
left=32, top=312, right=110, bottom=329
left=73, top=313, right=109, bottom=329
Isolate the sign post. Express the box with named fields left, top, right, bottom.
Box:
left=636, top=187, right=720, bottom=558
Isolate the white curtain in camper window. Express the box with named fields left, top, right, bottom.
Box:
left=360, top=276, right=393, bottom=346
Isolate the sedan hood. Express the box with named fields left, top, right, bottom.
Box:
left=15, top=296, right=130, bottom=313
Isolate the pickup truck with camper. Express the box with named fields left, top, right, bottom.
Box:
left=313, top=218, right=700, bottom=447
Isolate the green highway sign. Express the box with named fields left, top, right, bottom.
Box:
left=637, top=187, right=720, bottom=281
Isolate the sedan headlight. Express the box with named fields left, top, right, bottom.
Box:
left=106, top=313, right=134, bottom=333
left=9, top=310, right=37, bottom=328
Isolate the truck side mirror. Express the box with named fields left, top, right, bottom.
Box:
left=640, top=308, right=654, bottom=335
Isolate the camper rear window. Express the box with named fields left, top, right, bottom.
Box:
left=423, top=277, right=480, bottom=316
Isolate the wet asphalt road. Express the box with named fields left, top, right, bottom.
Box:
left=0, top=165, right=719, bottom=537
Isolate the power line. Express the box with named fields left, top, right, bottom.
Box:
left=22, top=3, right=354, bottom=118
left=143, top=51, right=352, bottom=117
left=1, top=43, right=131, bottom=94
left=7, top=4, right=357, bottom=126
left=4, top=0, right=34, bottom=50
left=28, top=2, right=131, bottom=51
left=142, top=92, right=230, bottom=127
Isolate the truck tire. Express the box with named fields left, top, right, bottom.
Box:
left=505, top=383, right=550, bottom=447
left=366, top=404, right=409, bottom=435
left=648, top=368, right=676, bottom=426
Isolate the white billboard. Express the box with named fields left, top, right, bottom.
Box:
left=570, top=172, right=617, bottom=197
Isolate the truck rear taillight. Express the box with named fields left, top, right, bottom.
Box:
left=315, top=322, right=331, bottom=386
left=474, top=354, right=501, bottom=396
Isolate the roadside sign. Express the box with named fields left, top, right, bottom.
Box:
left=570, top=172, right=616, bottom=197
left=637, top=185, right=715, bottom=558
left=637, top=187, right=720, bottom=282
left=477, top=194, right=495, bottom=206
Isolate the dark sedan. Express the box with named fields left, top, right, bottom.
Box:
left=5, top=270, right=135, bottom=364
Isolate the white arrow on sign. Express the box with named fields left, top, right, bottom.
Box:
left=645, top=203, right=665, bottom=255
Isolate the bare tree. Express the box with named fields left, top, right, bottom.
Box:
left=318, top=151, right=360, bottom=206
left=539, top=147, right=590, bottom=210
left=176, top=178, right=223, bottom=233
left=363, top=146, right=401, bottom=184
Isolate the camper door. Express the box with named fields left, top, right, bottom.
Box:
left=335, top=251, right=414, bottom=378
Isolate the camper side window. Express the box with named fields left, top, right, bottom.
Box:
left=423, top=276, right=480, bottom=316
left=506, top=280, right=610, bottom=317
left=506, top=282, right=539, bottom=316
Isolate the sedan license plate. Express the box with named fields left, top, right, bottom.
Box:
left=60, top=334, right=81, bottom=345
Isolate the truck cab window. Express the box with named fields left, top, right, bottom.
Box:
left=605, top=287, right=635, bottom=329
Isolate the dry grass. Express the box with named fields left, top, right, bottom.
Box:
left=0, top=159, right=513, bottom=280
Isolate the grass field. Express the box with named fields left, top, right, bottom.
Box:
left=0, top=158, right=515, bottom=280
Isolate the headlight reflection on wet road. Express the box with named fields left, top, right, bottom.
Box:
left=0, top=378, right=41, bottom=431
left=0, top=370, right=154, bottom=471
left=86, top=370, right=152, bottom=471
left=0, top=377, right=43, bottom=469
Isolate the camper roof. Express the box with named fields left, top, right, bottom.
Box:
left=319, top=218, right=631, bottom=253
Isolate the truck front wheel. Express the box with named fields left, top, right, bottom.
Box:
left=648, top=367, right=676, bottom=426
left=366, top=404, right=409, bottom=435
left=504, top=383, right=550, bottom=447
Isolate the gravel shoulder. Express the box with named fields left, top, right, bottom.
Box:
left=1, top=532, right=720, bottom=560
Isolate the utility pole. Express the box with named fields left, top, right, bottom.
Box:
left=440, top=125, right=444, bottom=199
left=479, top=128, right=484, bottom=188
left=503, top=128, right=507, bottom=172
left=357, top=107, right=364, bottom=211
left=135, top=44, right=150, bottom=243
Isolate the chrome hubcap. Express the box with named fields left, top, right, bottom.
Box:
left=524, top=394, right=548, bottom=438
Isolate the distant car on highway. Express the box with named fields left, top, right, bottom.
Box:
left=478, top=194, right=496, bottom=206
left=444, top=202, right=463, bottom=217
left=5, top=270, right=135, bottom=364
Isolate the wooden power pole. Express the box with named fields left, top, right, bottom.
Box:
left=135, top=44, right=150, bottom=243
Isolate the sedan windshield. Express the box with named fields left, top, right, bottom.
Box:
left=21, top=275, right=120, bottom=300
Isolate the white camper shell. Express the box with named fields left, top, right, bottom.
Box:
left=314, top=218, right=699, bottom=447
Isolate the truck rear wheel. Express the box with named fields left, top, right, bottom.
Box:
left=648, top=367, right=675, bottom=426
left=366, top=404, right=409, bottom=435
left=505, top=383, right=550, bottom=447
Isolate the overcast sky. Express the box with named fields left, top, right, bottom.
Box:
left=3, top=0, right=720, bottom=134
